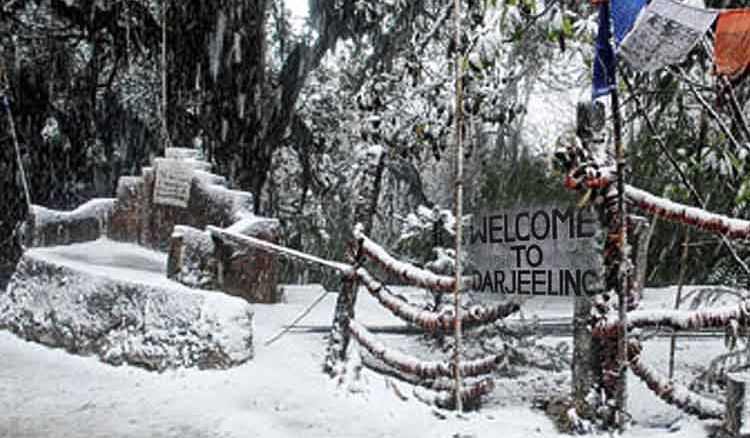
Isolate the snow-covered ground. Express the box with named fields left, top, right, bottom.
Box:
left=0, top=276, right=730, bottom=437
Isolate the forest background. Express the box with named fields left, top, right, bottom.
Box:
left=2, top=0, right=749, bottom=292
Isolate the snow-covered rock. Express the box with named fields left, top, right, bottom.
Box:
left=0, top=244, right=254, bottom=371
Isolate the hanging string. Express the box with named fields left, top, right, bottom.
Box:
left=451, top=0, right=465, bottom=414
left=2, top=94, right=33, bottom=210
left=160, top=0, right=171, bottom=150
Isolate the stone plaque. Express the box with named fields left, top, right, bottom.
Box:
left=154, top=159, right=193, bottom=208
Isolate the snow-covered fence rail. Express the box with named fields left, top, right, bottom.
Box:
left=355, top=267, right=520, bottom=331
left=348, top=319, right=502, bottom=380
left=349, top=319, right=496, bottom=409
left=625, top=187, right=750, bottom=240
left=413, top=378, right=496, bottom=410
left=211, top=224, right=517, bottom=409
left=354, top=228, right=463, bottom=292
left=555, top=134, right=748, bottom=422
left=627, top=340, right=724, bottom=419
left=348, top=225, right=518, bottom=409
left=211, top=228, right=521, bottom=332
left=593, top=302, right=750, bottom=337
left=561, top=153, right=750, bottom=241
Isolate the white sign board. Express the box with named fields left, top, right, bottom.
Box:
left=468, top=206, right=601, bottom=297
left=619, top=0, right=717, bottom=72
left=154, top=159, right=193, bottom=208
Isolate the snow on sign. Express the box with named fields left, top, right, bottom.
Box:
left=154, top=159, right=194, bottom=208
left=619, top=0, right=718, bottom=72
left=468, top=206, right=601, bottom=297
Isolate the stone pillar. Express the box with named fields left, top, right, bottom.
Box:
left=211, top=222, right=281, bottom=303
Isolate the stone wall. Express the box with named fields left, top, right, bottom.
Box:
left=167, top=216, right=282, bottom=303
left=27, top=198, right=115, bottom=247
left=108, top=164, right=253, bottom=252
left=25, top=148, right=281, bottom=304
left=212, top=218, right=282, bottom=303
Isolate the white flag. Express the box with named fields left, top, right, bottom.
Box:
left=619, top=0, right=718, bottom=72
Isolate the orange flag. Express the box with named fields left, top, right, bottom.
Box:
left=715, top=10, right=750, bottom=80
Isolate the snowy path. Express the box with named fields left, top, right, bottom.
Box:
left=0, top=283, right=728, bottom=437
left=0, top=286, right=556, bottom=438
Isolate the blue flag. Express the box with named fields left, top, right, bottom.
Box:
left=592, top=2, right=616, bottom=99
left=612, top=0, right=647, bottom=46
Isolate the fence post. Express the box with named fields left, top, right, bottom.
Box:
left=726, top=372, right=749, bottom=437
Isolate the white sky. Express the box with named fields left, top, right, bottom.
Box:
left=286, top=0, right=309, bottom=18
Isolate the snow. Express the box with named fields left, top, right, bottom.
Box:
left=197, top=181, right=254, bottom=221
left=0, top=239, right=254, bottom=371
left=154, top=157, right=211, bottom=173
left=225, top=215, right=280, bottom=236
left=171, top=225, right=216, bottom=288
left=209, top=10, right=227, bottom=82
left=26, top=238, right=179, bottom=291
left=0, top=285, right=557, bottom=438
left=31, top=198, right=115, bottom=229
left=0, top=284, right=731, bottom=437
left=287, top=0, right=308, bottom=19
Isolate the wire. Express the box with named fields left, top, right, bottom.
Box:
left=2, top=94, right=32, bottom=210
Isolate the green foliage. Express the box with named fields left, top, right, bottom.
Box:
left=478, top=154, right=574, bottom=210
left=625, top=80, right=750, bottom=286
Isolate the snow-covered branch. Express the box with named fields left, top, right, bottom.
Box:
left=354, top=227, right=462, bottom=292
left=348, top=319, right=502, bottom=379
left=628, top=340, right=723, bottom=419
left=355, top=267, right=519, bottom=332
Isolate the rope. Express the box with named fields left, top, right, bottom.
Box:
left=263, top=289, right=331, bottom=346
left=2, top=94, right=32, bottom=209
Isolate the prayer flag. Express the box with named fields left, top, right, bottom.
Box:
left=612, top=0, right=648, bottom=46
left=619, top=0, right=718, bottom=72
left=714, top=10, right=750, bottom=80
left=593, top=2, right=616, bottom=99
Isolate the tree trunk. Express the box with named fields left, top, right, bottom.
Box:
left=570, top=103, right=605, bottom=415
left=324, top=148, right=386, bottom=375
left=725, top=373, right=749, bottom=437
left=628, top=215, right=652, bottom=308
left=669, top=226, right=689, bottom=379
left=572, top=255, right=596, bottom=406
